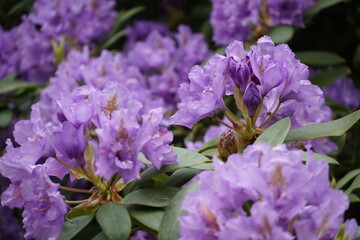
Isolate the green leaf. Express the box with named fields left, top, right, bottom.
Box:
left=161, top=168, right=200, bottom=187
left=295, top=51, right=346, bottom=66
left=302, top=152, right=339, bottom=165
left=268, top=26, right=294, bottom=44
left=123, top=147, right=208, bottom=194
left=158, top=181, right=199, bottom=240
left=91, top=232, right=109, bottom=240
left=1, top=73, right=16, bottom=82
left=336, top=169, right=360, bottom=189
left=152, top=173, right=169, bottom=182
left=96, top=202, right=131, bottom=240
left=255, top=118, right=291, bottom=146
left=7, top=0, right=35, bottom=16
left=114, top=6, right=145, bottom=31
left=59, top=216, right=92, bottom=240
left=349, top=193, right=360, bottom=203
left=306, top=0, right=345, bottom=18
left=66, top=205, right=99, bottom=220
left=101, top=29, right=127, bottom=49
left=285, top=109, right=360, bottom=142
left=0, top=110, right=13, bottom=128
left=201, top=148, right=219, bottom=158
left=345, top=174, right=360, bottom=195
left=189, top=162, right=214, bottom=170
left=310, top=65, right=351, bottom=87
left=0, top=80, right=41, bottom=95
left=198, top=136, right=220, bottom=153
left=129, top=207, right=164, bottom=231
left=123, top=187, right=179, bottom=207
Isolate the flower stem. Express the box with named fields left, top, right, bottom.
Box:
left=66, top=199, right=89, bottom=205
left=215, top=116, right=235, bottom=130
left=59, top=186, right=97, bottom=193
left=259, top=102, right=281, bottom=128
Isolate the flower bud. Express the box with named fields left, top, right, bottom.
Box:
left=228, top=57, right=251, bottom=93
left=217, top=130, right=238, bottom=160
left=243, top=82, right=261, bottom=118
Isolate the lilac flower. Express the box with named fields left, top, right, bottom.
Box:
left=170, top=54, right=228, bottom=128
left=210, top=0, right=260, bottom=45
left=29, top=0, right=116, bottom=44
left=0, top=21, right=54, bottom=83
left=322, top=76, right=360, bottom=110
left=126, top=25, right=209, bottom=112
left=210, top=0, right=317, bottom=45
left=180, top=143, right=357, bottom=239
left=267, top=0, right=317, bottom=27
left=125, top=20, right=169, bottom=49
left=21, top=166, right=67, bottom=240
left=172, top=36, right=322, bottom=131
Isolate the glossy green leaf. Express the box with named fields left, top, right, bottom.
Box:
left=349, top=193, right=360, bottom=203
left=0, top=80, right=40, bottom=94
left=285, top=109, right=360, bottom=142
left=345, top=174, right=360, bottom=195
left=161, top=168, right=200, bottom=187
left=0, top=110, right=13, bottom=128
left=336, top=169, right=360, bottom=189
left=123, top=187, right=179, bottom=207
left=7, top=0, right=34, bottom=16
left=123, top=147, right=208, bottom=194
left=152, top=173, right=169, bottom=182
left=302, top=152, right=339, bottom=165
left=91, top=232, right=109, bottom=240
left=306, top=0, right=344, bottom=17
left=59, top=216, right=92, bottom=240
left=268, top=26, right=294, bottom=44
left=129, top=207, right=164, bottom=231
left=201, top=148, right=219, bottom=157
left=189, top=162, right=214, bottom=170
left=158, top=181, right=198, bottom=240
left=255, top=118, right=291, bottom=146
left=310, top=65, right=351, bottom=87
left=295, top=51, right=346, bottom=66
left=198, top=136, right=220, bottom=153
left=101, top=29, right=127, bottom=49
left=115, top=6, right=145, bottom=30
left=66, top=205, right=98, bottom=220
left=96, top=202, right=131, bottom=240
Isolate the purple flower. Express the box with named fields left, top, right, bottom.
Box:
left=21, top=166, right=67, bottom=240
left=209, top=0, right=317, bottom=45
left=267, top=0, right=317, bottom=27
left=125, top=20, right=169, bottom=49
left=180, top=143, right=357, bottom=239
left=322, top=76, right=360, bottom=110
left=170, top=54, right=228, bottom=128
left=243, top=82, right=261, bottom=117
left=29, top=0, right=116, bottom=44
left=126, top=25, right=209, bottom=112
left=210, top=0, right=260, bottom=45
left=0, top=21, right=54, bottom=83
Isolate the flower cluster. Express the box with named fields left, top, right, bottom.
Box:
left=210, top=0, right=317, bottom=45
left=180, top=143, right=357, bottom=239
left=126, top=23, right=209, bottom=111
left=171, top=36, right=322, bottom=135
left=29, top=0, right=116, bottom=45
left=1, top=55, right=178, bottom=238
left=0, top=20, right=54, bottom=83
left=0, top=0, right=116, bottom=82
left=322, top=76, right=360, bottom=110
